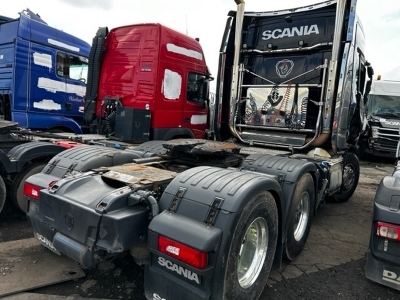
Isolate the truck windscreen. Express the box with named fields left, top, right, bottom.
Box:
left=367, top=95, right=400, bottom=118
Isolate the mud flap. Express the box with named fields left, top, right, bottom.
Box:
left=365, top=249, right=400, bottom=291
left=145, top=212, right=222, bottom=300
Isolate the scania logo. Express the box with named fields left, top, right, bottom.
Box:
left=384, top=121, right=400, bottom=126
left=158, top=257, right=200, bottom=284
left=262, top=24, right=320, bottom=40
left=276, top=59, right=294, bottom=78
left=65, top=213, right=74, bottom=231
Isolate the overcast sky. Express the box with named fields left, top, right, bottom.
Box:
left=3, top=0, right=400, bottom=89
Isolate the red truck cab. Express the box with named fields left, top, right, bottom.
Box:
left=84, top=23, right=212, bottom=142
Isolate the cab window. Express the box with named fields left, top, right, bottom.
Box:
left=56, top=53, right=88, bottom=82
left=187, top=73, right=207, bottom=104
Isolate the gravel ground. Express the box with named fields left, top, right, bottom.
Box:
left=262, top=258, right=400, bottom=300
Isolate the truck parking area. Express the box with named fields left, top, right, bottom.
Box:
left=0, top=1, right=398, bottom=299
left=1, top=159, right=399, bottom=300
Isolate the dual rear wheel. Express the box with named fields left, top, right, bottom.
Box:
left=224, top=173, right=316, bottom=299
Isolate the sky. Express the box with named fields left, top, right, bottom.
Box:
left=3, top=0, right=400, bottom=91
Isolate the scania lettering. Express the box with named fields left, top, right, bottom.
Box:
left=262, top=24, right=320, bottom=40
left=158, top=257, right=200, bottom=284
left=25, top=1, right=373, bottom=299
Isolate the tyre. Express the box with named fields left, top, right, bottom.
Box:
left=283, top=173, right=315, bottom=261
left=223, top=191, right=278, bottom=300
left=11, top=162, right=47, bottom=212
left=333, top=153, right=359, bottom=203
left=0, top=176, right=6, bottom=214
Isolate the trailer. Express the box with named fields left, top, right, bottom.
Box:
left=24, top=1, right=373, bottom=299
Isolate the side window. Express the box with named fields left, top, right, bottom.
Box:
left=187, top=73, right=207, bottom=104
left=56, top=53, right=69, bottom=77
left=69, top=56, right=88, bottom=82
left=357, top=57, right=366, bottom=96
left=56, top=53, right=88, bottom=83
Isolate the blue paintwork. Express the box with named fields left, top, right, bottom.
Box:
left=0, top=10, right=90, bottom=133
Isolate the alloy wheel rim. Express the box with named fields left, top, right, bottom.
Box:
left=237, top=217, right=268, bottom=289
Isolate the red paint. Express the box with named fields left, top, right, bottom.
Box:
left=54, top=141, right=86, bottom=149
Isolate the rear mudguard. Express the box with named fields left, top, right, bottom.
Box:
left=239, top=154, right=318, bottom=248
left=41, top=145, right=144, bottom=179
left=4, top=142, right=66, bottom=173
left=145, top=166, right=283, bottom=300
left=25, top=144, right=151, bottom=196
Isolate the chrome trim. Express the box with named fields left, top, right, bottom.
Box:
left=294, top=59, right=329, bottom=149
left=242, top=42, right=333, bottom=54
left=331, top=42, right=350, bottom=151
left=243, top=64, right=326, bottom=87
left=241, top=84, right=321, bottom=88
left=330, top=0, right=353, bottom=152
left=229, top=1, right=246, bottom=132
left=238, top=124, right=315, bottom=133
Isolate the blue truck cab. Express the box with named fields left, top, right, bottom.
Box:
left=0, top=9, right=90, bottom=133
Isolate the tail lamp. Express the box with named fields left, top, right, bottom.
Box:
left=23, top=183, right=41, bottom=200
left=376, top=221, right=400, bottom=241
left=158, top=235, right=208, bottom=269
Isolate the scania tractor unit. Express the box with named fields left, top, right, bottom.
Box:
left=22, top=0, right=373, bottom=299
left=359, top=79, right=400, bottom=158
left=0, top=9, right=90, bottom=133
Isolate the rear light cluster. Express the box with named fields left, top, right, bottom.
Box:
left=158, top=235, right=208, bottom=269
left=376, top=221, right=400, bottom=241
left=23, top=183, right=41, bottom=200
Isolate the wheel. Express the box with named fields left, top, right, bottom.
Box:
left=223, top=191, right=278, bottom=300
left=333, top=153, right=359, bottom=203
left=283, top=173, right=315, bottom=261
left=11, top=162, right=47, bottom=212
left=0, top=176, right=6, bottom=214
